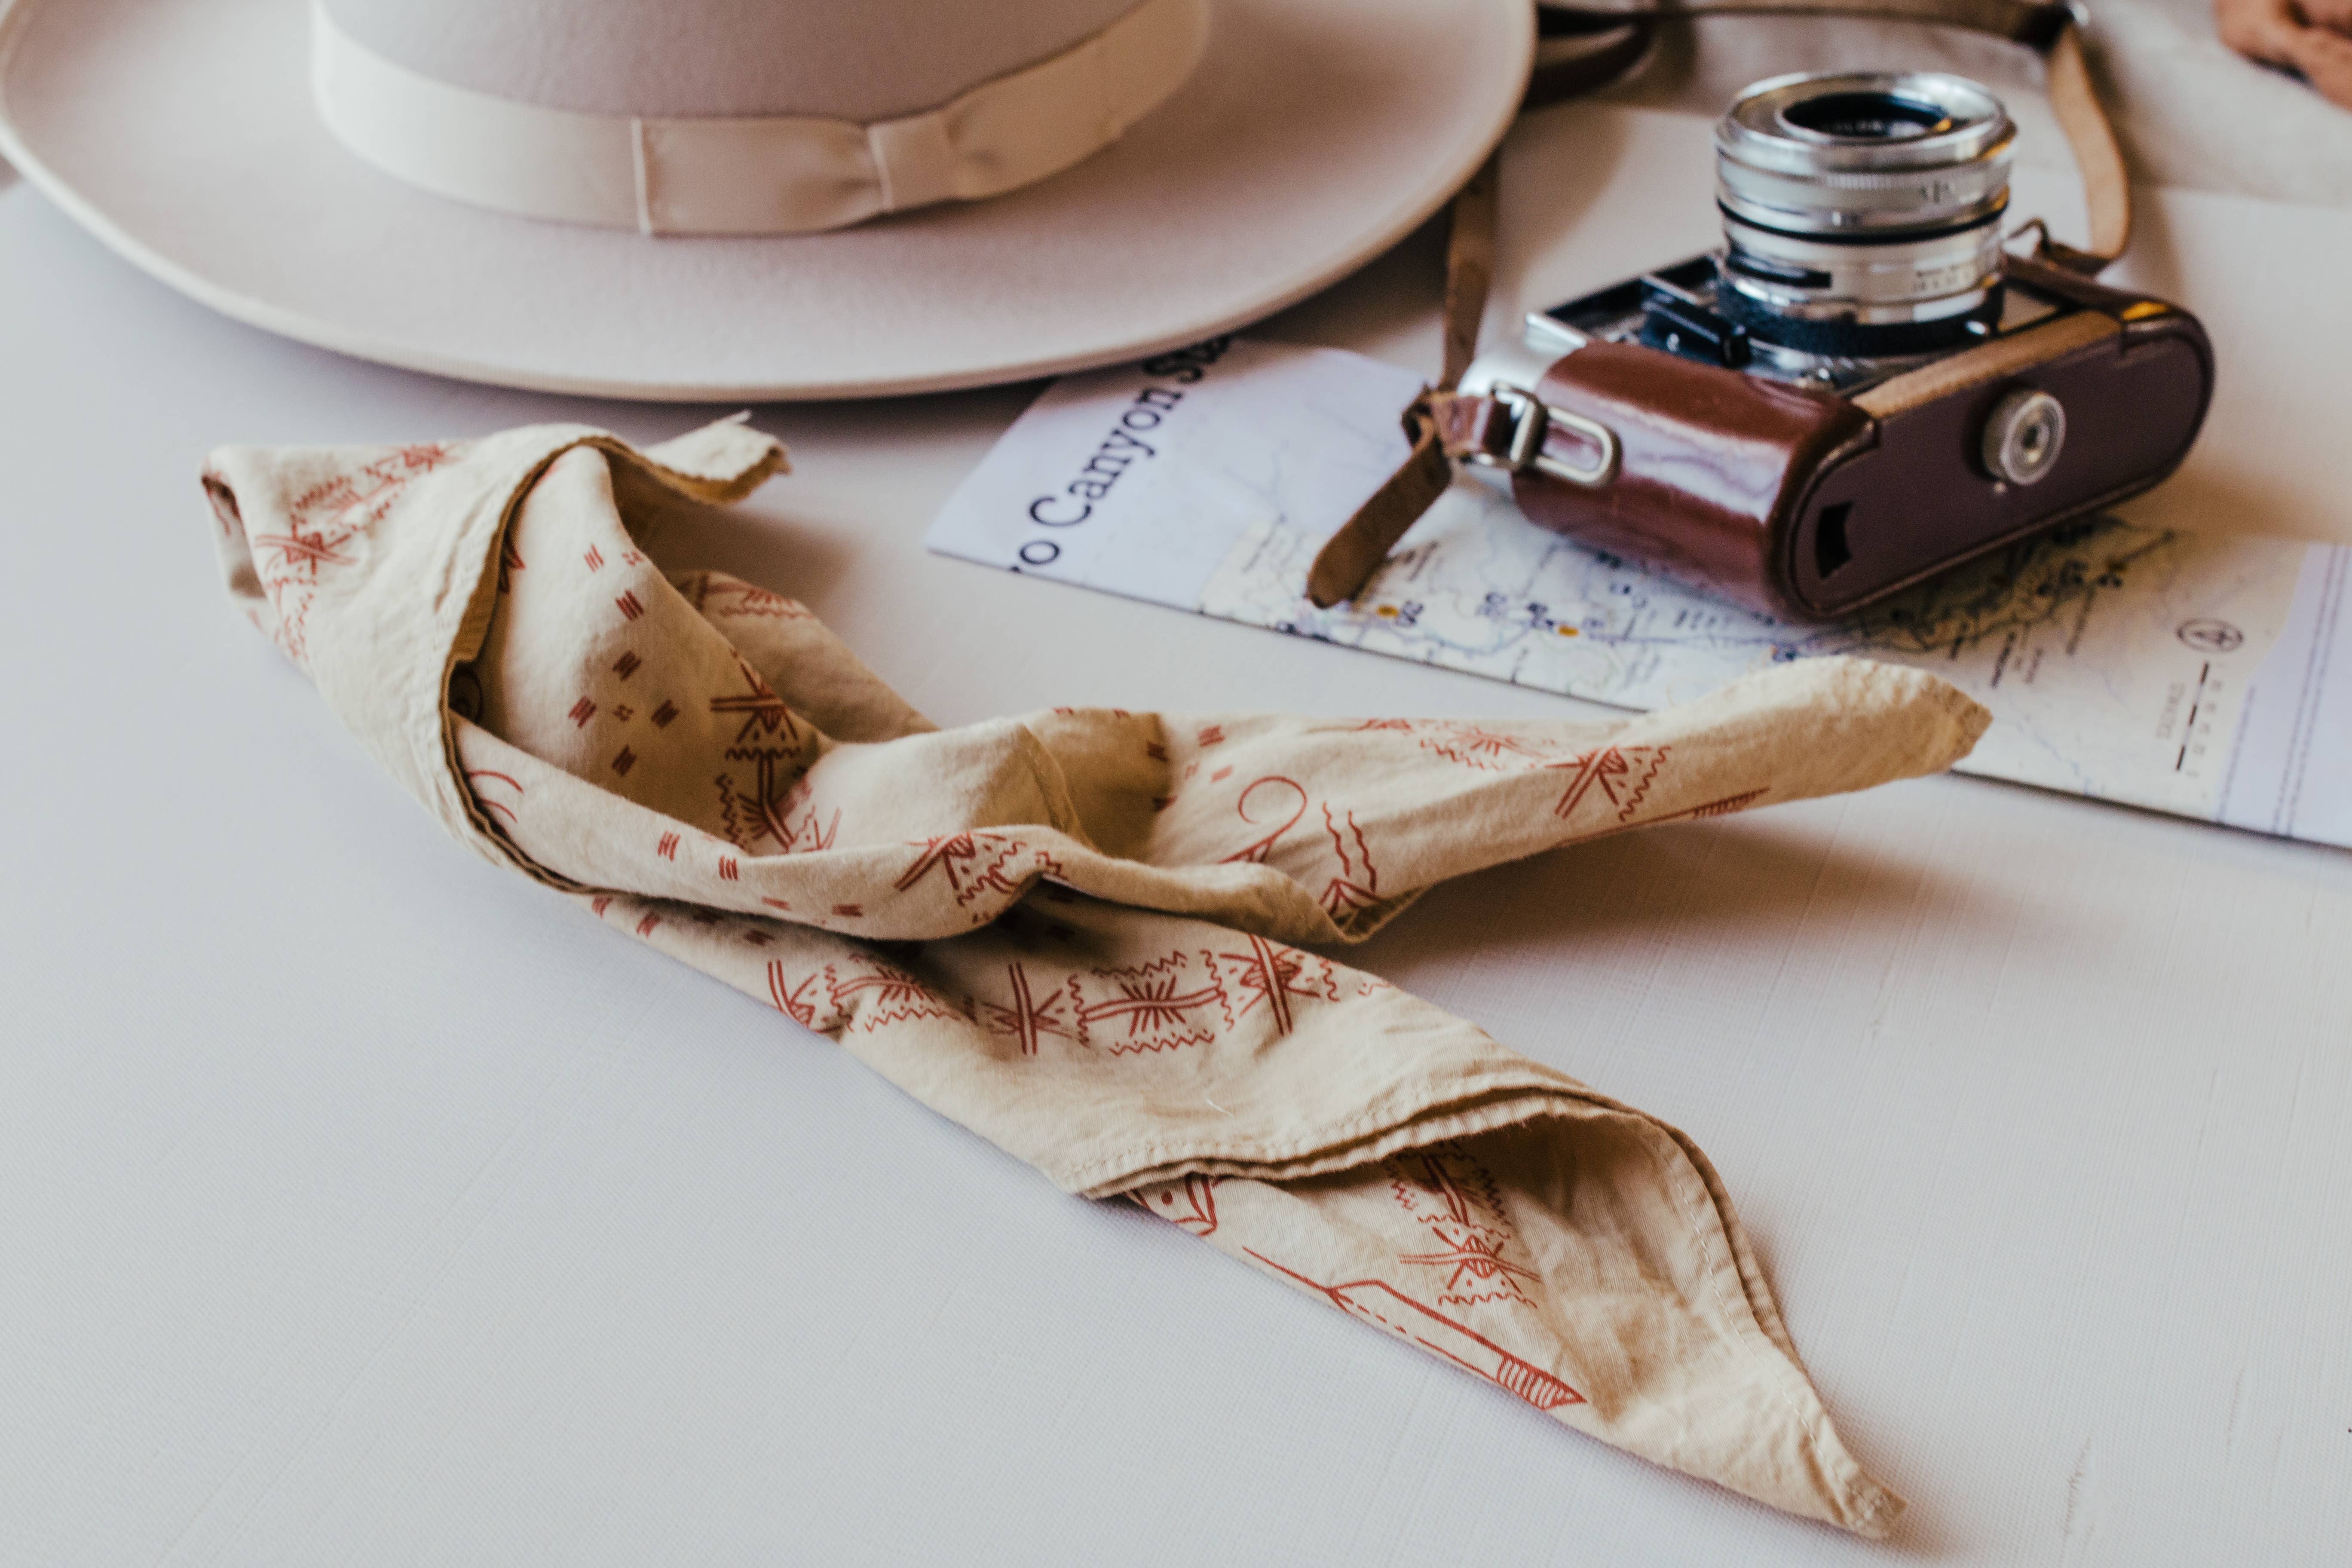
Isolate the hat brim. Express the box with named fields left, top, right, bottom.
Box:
left=0, top=0, right=1532, bottom=401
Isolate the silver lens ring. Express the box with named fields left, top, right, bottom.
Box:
left=1718, top=72, right=2014, bottom=179
left=1721, top=223, right=2008, bottom=325
left=1714, top=72, right=2015, bottom=351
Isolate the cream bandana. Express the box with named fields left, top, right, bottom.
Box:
left=200, top=417, right=1989, bottom=1536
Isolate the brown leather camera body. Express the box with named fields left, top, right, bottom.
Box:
left=1495, top=257, right=2213, bottom=621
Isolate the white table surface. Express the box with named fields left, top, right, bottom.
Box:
left=4, top=103, right=2350, bottom=1568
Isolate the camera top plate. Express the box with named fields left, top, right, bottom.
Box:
left=1529, top=254, right=2069, bottom=397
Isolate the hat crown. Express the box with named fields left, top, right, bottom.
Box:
left=320, top=0, right=1150, bottom=119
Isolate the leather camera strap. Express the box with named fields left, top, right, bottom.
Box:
left=1304, top=0, right=2129, bottom=609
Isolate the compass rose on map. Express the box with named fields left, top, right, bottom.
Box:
left=2176, top=618, right=2245, bottom=652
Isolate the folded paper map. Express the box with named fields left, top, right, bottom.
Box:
left=928, top=338, right=2351, bottom=850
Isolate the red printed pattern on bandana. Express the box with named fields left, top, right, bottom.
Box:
left=715, top=767, right=837, bottom=854
left=763, top=958, right=963, bottom=1035
left=894, top=832, right=1062, bottom=911
left=1063, top=949, right=1223, bottom=1063
left=1388, top=1143, right=1540, bottom=1307
left=249, top=444, right=455, bottom=665
left=1045, top=938, right=1339, bottom=1054
left=1328, top=720, right=1678, bottom=828
left=1219, top=777, right=1385, bottom=923
left=708, top=656, right=824, bottom=852
left=1212, top=935, right=1337, bottom=1036
left=681, top=572, right=814, bottom=621
left=1067, top=951, right=1228, bottom=1054
left=1243, top=1249, right=1582, bottom=1411
left=974, top=963, right=1079, bottom=1055
left=464, top=769, right=523, bottom=827
left=1132, top=1174, right=1221, bottom=1237
left=1547, top=744, right=1669, bottom=824
left=1346, top=717, right=1563, bottom=772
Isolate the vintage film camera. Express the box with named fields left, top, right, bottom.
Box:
left=1458, top=71, right=2214, bottom=620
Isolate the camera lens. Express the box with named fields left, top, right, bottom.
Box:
left=1778, top=92, right=1954, bottom=140
left=1714, top=72, right=2014, bottom=355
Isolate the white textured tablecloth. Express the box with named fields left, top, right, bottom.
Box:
left=4, top=99, right=2351, bottom=1567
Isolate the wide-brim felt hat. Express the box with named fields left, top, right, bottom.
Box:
left=0, top=0, right=1534, bottom=400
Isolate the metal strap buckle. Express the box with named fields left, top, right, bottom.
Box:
left=1471, top=383, right=1619, bottom=488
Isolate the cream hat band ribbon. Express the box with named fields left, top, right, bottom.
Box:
left=310, top=0, right=1211, bottom=236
